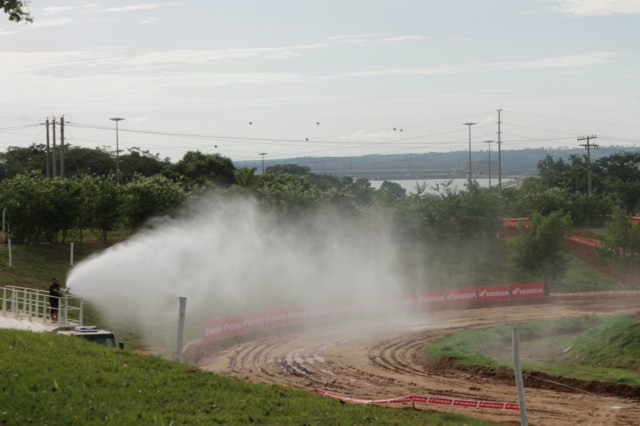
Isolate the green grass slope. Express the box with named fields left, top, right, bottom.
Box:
left=0, top=330, right=496, bottom=426
left=0, top=241, right=111, bottom=290
left=424, top=315, right=640, bottom=385
left=571, top=314, right=640, bottom=371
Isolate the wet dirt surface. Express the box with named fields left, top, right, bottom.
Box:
left=195, top=298, right=640, bottom=425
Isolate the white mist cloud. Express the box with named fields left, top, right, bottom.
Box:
left=96, top=4, right=161, bottom=13
left=551, top=0, right=640, bottom=16
left=67, top=195, right=406, bottom=346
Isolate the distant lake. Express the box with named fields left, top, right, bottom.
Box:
left=370, top=178, right=514, bottom=194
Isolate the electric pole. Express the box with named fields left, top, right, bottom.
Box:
left=110, top=117, right=125, bottom=185
left=578, top=135, right=598, bottom=196
left=497, top=109, right=502, bottom=192
left=60, top=116, right=65, bottom=181
left=463, top=122, right=477, bottom=182
left=45, top=118, right=51, bottom=179
left=258, top=152, right=268, bottom=175
left=51, top=117, right=57, bottom=178
left=485, top=140, right=494, bottom=188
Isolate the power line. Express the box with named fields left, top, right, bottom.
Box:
left=0, top=123, right=42, bottom=132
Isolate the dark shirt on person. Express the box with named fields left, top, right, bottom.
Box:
left=49, top=282, right=62, bottom=308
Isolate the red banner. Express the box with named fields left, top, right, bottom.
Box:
left=510, top=282, right=545, bottom=299
left=309, top=390, right=519, bottom=411
left=478, top=285, right=511, bottom=301
left=446, top=287, right=478, bottom=304
left=415, top=290, right=446, bottom=306
left=200, top=283, right=551, bottom=344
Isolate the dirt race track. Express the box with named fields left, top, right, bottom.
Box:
left=196, top=298, right=640, bottom=425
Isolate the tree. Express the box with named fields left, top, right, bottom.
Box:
left=64, top=146, right=115, bottom=178
left=344, top=178, right=375, bottom=207
left=537, top=155, right=570, bottom=189
left=233, top=167, right=259, bottom=189
left=599, top=207, right=640, bottom=267
left=92, top=175, right=126, bottom=241
left=509, top=211, right=572, bottom=296
left=163, top=151, right=236, bottom=188
left=118, top=148, right=169, bottom=182
left=0, top=144, right=48, bottom=179
left=1, top=0, right=31, bottom=22
left=265, top=164, right=311, bottom=176
left=595, top=152, right=640, bottom=214
left=123, top=175, right=186, bottom=229
left=256, top=173, right=325, bottom=218
left=376, top=181, right=406, bottom=207
left=0, top=172, right=51, bottom=242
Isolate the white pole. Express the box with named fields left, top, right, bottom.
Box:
left=513, top=328, right=529, bottom=426
left=8, top=238, right=12, bottom=267
left=60, top=293, right=68, bottom=327
left=70, top=242, right=74, bottom=266
left=1, top=207, right=6, bottom=243
left=176, top=297, right=187, bottom=362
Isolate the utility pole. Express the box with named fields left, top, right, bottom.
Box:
left=51, top=117, right=57, bottom=178
left=578, top=135, right=598, bottom=196
left=110, top=117, right=125, bottom=185
left=258, top=152, right=268, bottom=175
left=497, top=109, right=502, bottom=192
left=60, top=116, right=65, bottom=181
left=485, top=140, right=494, bottom=188
left=45, top=118, right=51, bottom=179
left=463, top=122, right=477, bottom=183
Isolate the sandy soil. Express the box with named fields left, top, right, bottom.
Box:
left=195, top=298, right=640, bottom=425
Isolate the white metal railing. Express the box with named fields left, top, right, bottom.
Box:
left=1, top=285, right=83, bottom=327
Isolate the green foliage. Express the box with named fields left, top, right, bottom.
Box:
left=265, top=164, right=311, bottom=176
left=118, top=148, right=169, bottom=182
left=0, top=173, right=188, bottom=242
left=594, top=152, right=640, bottom=213
left=506, top=177, right=613, bottom=227
left=344, top=178, right=375, bottom=207
left=0, top=172, right=59, bottom=242
left=393, top=180, right=503, bottom=241
left=233, top=167, right=259, bottom=189
left=124, top=175, right=186, bottom=230
left=63, top=146, right=115, bottom=178
left=163, top=151, right=236, bottom=188
left=532, top=152, right=640, bottom=220
left=598, top=207, right=640, bottom=267
left=425, top=315, right=640, bottom=384
left=509, top=212, right=572, bottom=293
left=571, top=314, right=640, bottom=371
left=92, top=176, right=127, bottom=241
left=0, top=330, right=495, bottom=426
left=0, top=144, right=48, bottom=178
left=537, top=154, right=589, bottom=193
left=257, top=173, right=326, bottom=218
left=0, top=144, right=113, bottom=180
left=376, top=180, right=407, bottom=207
left=1, top=0, right=31, bottom=22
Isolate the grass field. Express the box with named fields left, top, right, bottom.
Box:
left=0, top=234, right=633, bottom=424
left=424, top=315, right=640, bottom=385
left=0, top=329, right=498, bottom=426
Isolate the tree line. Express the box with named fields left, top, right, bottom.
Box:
left=1, top=144, right=639, bottom=290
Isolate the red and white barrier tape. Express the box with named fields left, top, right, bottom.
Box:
left=309, top=389, right=519, bottom=410
left=551, top=290, right=640, bottom=297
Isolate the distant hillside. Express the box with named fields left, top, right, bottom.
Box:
left=236, top=146, right=640, bottom=180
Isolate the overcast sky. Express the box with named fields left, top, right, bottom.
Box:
left=1, top=0, right=639, bottom=163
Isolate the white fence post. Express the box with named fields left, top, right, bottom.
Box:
left=70, top=242, right=74, bottom=266
left=513, top=328, right=529, bottom=426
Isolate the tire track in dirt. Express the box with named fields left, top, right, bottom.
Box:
left=198, top=299, right=640, bottom=425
